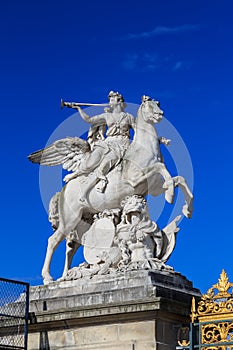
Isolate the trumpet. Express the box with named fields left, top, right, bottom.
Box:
left=61, top=99, right=109, bottom=109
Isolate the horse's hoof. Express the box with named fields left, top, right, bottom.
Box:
left=163, top=180, right=174, bottom=203
left=57, top=276, right=65, bottom=282
left=43, top=276, right=54, bottom=285
left=165, top=189, right=174, bottom=204
left=182, top=204, right=192, bottom=218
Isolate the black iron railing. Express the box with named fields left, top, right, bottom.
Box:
left=177, top=319, right=233, bottom=350
left=0, top=278, right=29, bottom=350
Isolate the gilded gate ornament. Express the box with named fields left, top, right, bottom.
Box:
left=191, top=270, right=233, bottom=349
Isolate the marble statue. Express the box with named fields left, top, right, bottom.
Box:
left=29, top=92, right=193, bottom=284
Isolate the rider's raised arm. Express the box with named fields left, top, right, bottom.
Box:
left=75, top=106, right=106, bottom=125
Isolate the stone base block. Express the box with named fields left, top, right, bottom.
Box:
left=27, top=270, right=200, bottom=350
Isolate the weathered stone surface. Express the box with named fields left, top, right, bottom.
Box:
left=29, top=270, right=198, bottom=318
left=28, top=321, right=155, bottom=350
left=26, top=270, right=200, bottom=349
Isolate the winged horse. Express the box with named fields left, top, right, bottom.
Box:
left=29, top=98, right=193, bottom=284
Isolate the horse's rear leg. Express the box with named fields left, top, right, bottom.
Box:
left=61, top=240, right=80, bottom=279
left=42, top=229, right=65, bottom=285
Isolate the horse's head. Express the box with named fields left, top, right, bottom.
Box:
left=140, top=96, right=164, bottom=124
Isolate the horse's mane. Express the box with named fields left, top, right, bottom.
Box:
left=135, top=103, right=143, bottom=126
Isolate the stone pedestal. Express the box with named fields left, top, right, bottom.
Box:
left=28, top=270, right=200, bottom=350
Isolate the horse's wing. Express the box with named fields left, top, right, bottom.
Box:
left=28, top=137, right=90, bottom=171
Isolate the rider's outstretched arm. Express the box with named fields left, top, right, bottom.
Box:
left=75, top=106, right=106, bottom=125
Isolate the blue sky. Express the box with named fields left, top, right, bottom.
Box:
left=0, top=0, right=233, bottom=293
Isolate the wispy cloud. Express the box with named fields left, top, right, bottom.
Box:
left=122, top=54, right=138, bottom=70
left=122, top=53, right=160, bottom=72
left=120, top=24, right=202, bottom=40
left=172, top=61, right=192, bottom=71
left=122, top=53, right=192, bottom=73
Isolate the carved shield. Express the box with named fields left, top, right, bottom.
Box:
left=83, top=217, right=115, bottom=264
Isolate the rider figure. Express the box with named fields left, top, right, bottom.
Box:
left=71, top=91, right=135, bottom=192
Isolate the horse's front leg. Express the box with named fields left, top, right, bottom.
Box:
left=158, top=164, right=175, bottom=204
left=173, top=176, right=194, bottom=218
left=146, top=162, right=175, bottom=203
left=151, top=162, right=175, bottom=203
left=42, top=229, right=65, bottom=284
left=128, top=162, right=174, bottom=203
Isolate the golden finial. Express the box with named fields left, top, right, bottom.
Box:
left=191, top=297, right=196, bottom=323
left=193, top=270, right=233, bottom=320
left=191, top=270, right=233, bottom=347
left=212, top=269, right=233, bottom=299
